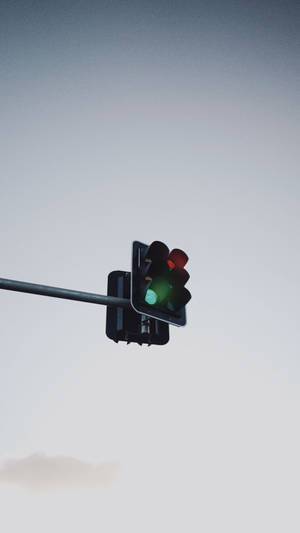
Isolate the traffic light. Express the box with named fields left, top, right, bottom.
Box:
left=106, top=271, right=169, bottom=345
left=131, top=240, right=191, bottom=326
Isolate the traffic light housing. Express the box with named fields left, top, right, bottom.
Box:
left=106, top=271, right=169, bottom=345
left=131, top=240, right=191, bottom=326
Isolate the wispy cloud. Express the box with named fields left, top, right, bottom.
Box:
left=0, top=453, right=120, bottom=492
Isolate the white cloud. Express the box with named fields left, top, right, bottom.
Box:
left=0, top=454, right=120, bottom=492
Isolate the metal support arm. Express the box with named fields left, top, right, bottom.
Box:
left=0, top=277, right=131, bottom=309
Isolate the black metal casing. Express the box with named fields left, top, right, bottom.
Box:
left=106, top=271, right=169, bottom=345
left=131, top=241, right=187, bottom=327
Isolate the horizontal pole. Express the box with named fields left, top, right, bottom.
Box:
left=0, top=278, right=131, bottom=309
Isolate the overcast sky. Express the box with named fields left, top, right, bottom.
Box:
left=0, top=1, right=300, bottom=531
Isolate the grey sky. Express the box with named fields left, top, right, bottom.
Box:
left=0, top=1, right=299, bottom=531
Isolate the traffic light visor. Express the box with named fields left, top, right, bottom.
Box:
left=145, top=241, right=169, bottom=262
left=168, top=287, right=191, bottom=311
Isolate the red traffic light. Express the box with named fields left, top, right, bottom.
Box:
left=168, top=249, right=188, bottom=270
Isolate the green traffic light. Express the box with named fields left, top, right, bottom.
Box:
left=145, top=278, right=171, bottom=306
left=132, top=240, right=190, bottom=326
left=145, top=289, right=158, bottom=305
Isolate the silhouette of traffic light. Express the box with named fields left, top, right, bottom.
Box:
left=106, top=271, right=169, bottom=345
left=131, top=241, right=191, bottom=326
